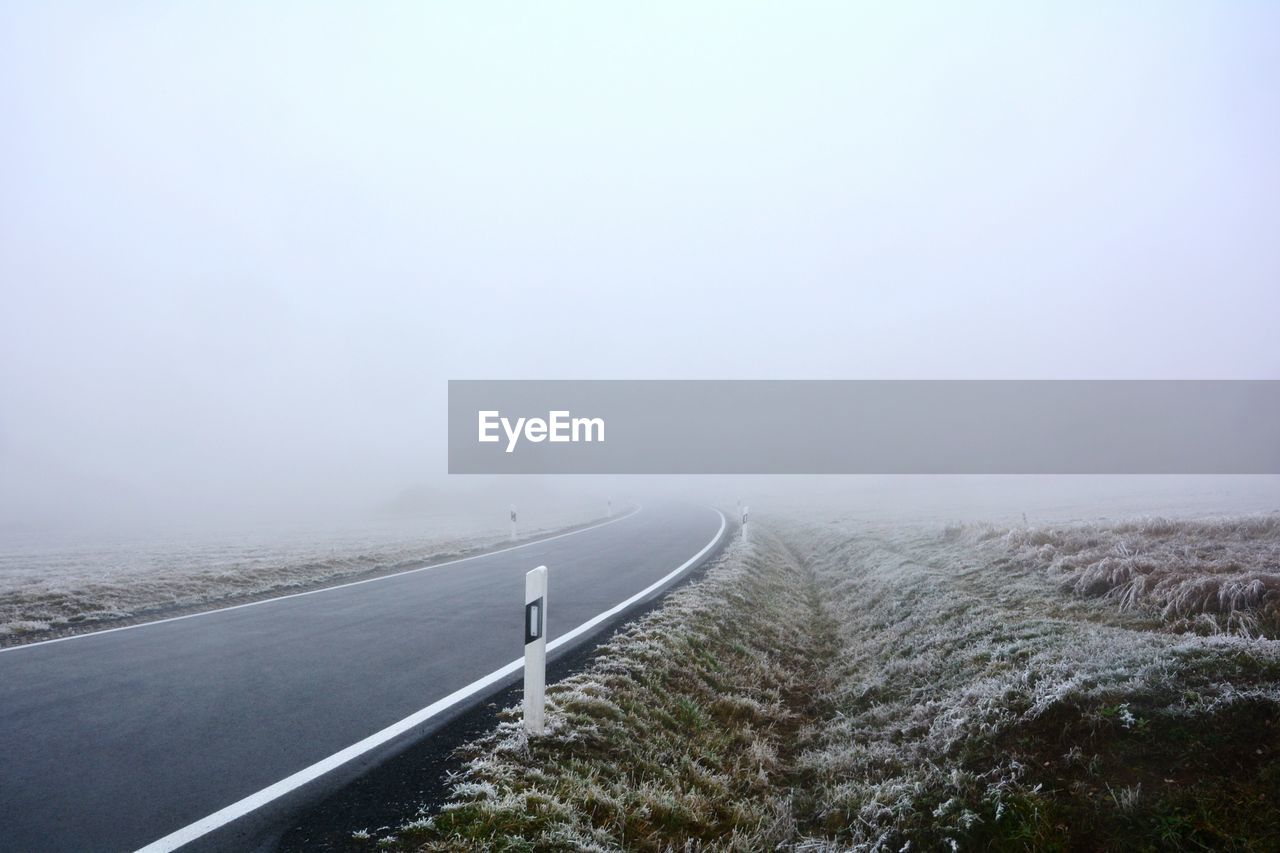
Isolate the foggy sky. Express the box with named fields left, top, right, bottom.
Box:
left=2, top=2, right=1278, bottom=528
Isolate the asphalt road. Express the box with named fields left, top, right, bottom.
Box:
left=0, top=503, right=725, bottom=852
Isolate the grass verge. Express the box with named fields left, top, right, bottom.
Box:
left=360, top=514, right=1280, bottom=852
left=372, top=531, right=836, bottom=851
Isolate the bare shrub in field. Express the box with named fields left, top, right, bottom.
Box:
left=959, top=515, right=1280, bottom=636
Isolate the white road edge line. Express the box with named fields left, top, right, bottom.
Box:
left=134, top=506, right=727, bottom=853
left=0, top=507, right=643, bottom=655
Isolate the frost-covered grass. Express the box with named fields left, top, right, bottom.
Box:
left=952, top=515, right=1280, bottom=637
left=792, top=518, right=1280, bottom=850
left=375, top=531, right=837, bottom=851
left=364, top=513, right=1280, bottom=851
left=0, top=507, right=603, bottom=643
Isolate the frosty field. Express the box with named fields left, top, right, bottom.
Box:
left=370, top=509, right=1280, bottom=851
left=0, top=504, right=603, bottom=643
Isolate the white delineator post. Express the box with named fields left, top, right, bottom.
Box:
left=510, top=504, right=518, bottom=541
left=523, top=565, right=548, bottom=735
left=606, top=498, right=612, bottom=518
left=741, top=505, right=750, bottom=540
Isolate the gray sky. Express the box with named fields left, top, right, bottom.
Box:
left=2, top=2, right=1278, bottom=527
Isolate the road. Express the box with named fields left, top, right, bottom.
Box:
left=0, top=503, right=726, bottom=852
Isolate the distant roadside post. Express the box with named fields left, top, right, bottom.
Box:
left=742, top=505, right=749, bottom=540
left=510, top=504, right=517, bottom=541
left=607, top=498, right=612, bottom=518
left=524, top=565, right=548, bottom=735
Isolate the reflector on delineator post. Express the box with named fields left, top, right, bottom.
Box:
left=525, top=597, right=543, bottom=645
left=523, top=565, right=548, bottom=735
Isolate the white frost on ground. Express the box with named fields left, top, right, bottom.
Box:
left=376, top=505, right=1280, bottom=850
left=953, top=515, right=1280, bottom=636
left=0, top=503, right=604, bottom=641
left=784, top=512, right=1280, bottom=849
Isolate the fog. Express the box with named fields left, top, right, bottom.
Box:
left=3, top=3, right=1279, bottom=533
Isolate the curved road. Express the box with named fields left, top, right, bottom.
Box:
left=0, top=503, right=726, bottom=852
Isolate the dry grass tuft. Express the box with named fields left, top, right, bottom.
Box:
left=955, top=515, right=1280, bottom=636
